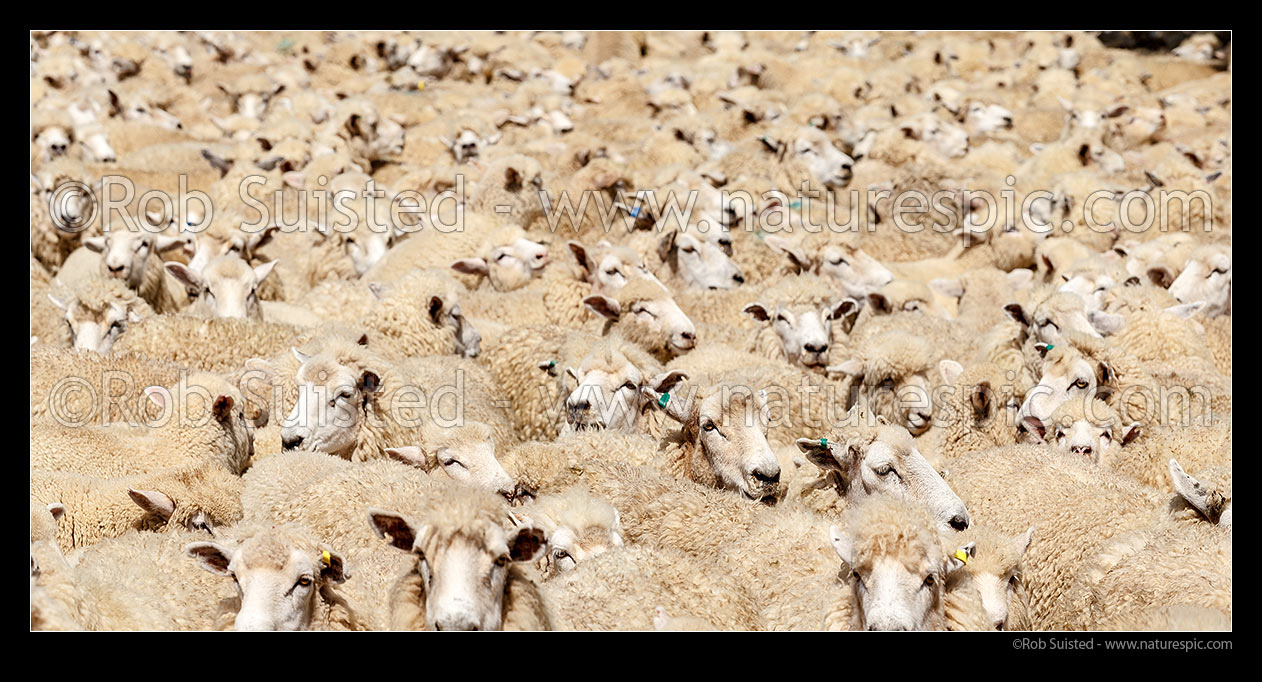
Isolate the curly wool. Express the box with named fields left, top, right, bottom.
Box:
left=360, top=268, right=464, bottom=361
left=29, top=347, right=185, bottom=425
left=113, top=315, right=307, bottom=373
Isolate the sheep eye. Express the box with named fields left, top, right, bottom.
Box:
left=923, top=575, right=935, bottom=588
left=875, top=465, right=895, bottom=477
left=879, top=378, right=895, bottom=389
left=605, top=269, right=620, bottom=276
left=553, top=549, right=571, bottom=561
left=621, top=381, right=637, bottom=391
left=1008, top=574, right=1020, bottom=587
left=496, top=253, right=509, bottom=262
left=681, top=246, right=697, bottom=254
left=1039, top=319, right=1058, bottom=330
left=1072, top=379, right=1089, bottom=390
left=1211, top=268, right=1227, bottom=276
left=442, top=458, right=466, bottom=470
left=296, top=576, right=312, bottom=588
left=702, top=421, right=716, bottom=432
left=494, top=555, right=510, bottom=567
left=775, top=314, right=789, bottom=324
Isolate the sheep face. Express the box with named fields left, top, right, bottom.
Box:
left=186, top=534, right=346, bottom=631
left=443, top=129, right=500, bottom=164
left=368, top=509, right=546, bottom=631
left=583, top=286, right=697, bottom=358
left=563, top=345, right=686, bottom=432
left=34, top=126, right=71, bottom=160
left=1051, top=415, right=1115, bottom=465
left=831, top=339, right=943, bottom=436
left=281, top=350, right=380, bottom=457
left=1005, top=293, right=1099, bottom=346
left=683, top=387, right=782, bottom=502
left=1058, top=268, right=1119, bottom=314
left=84, top=228, right=179, bottom=290
left=798, top=425, right=970, bottom=531
left=1018, top=355, right=1108, bottom=438
left=659, top=227, right=745, bottom=290
left=963, top=102, right=1013, bottom=136
left=452, top=236, right=550, bottom=292
left=829, top=511, right=959, bottom=631
left=167, top=255, right=275, bottom=320
left=788, top=126, right=855, bottom=188
left=50, top=295, right=138, bottom=354
left=771, top=237, right=893, bottom=300
left=744, top=299, right=855, bottom=369
left=569, top=241, right=653, bottom=296
left=33, top=169, right=95, bottom=231
left=537, top=523, right=622, bottom=579
left=1167, top=245, right=1231, bottom=317
left=387, top=436, right=515, bottom=500
left=901, top=113, right=968, bottom=158
left=960, top=527, right=1034, bottom=630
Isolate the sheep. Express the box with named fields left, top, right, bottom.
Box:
left=44, top=274, right=151, bottom=354
left=29, top=157, right=97, bottom=272
left=1048, top=398, right=1231, bottom=493
left=475, top=325, right=600, bottom=442
left=828, top=496, right=972, bottom=631
left=29, top=345, right=186, bottom=426
left=367, top=221, right=550, bottom=293
left=793, top=419, right=971, bottom=532
left=30, top=370, right=253, bottom=477
left=365, top=485, right=552, bottom=630
left=517, top=485, right=624, bottom=580
left=166, top=253, right=277, bottom=320
left=741, top=273, right=856, bottom=370
left=1168, top=460, right=1232, bottom=528
left=464, top=153, right=546, bottom=228
left=356, top=268, right=482, bottom=361
left=582, top=275, right=698, bottom=362
left=944, top=525, right=1036, bottom=630
left=1114, top=232, right=1198, bottom=287
left=382, top=421, right=516, bottom=499
left=1168, top=243, right=1231, bottom=317
left=184, top=523, right=359, bottom=630
left=560, top=333, right=688, bottom=436
left=762, top=231, right=894, bottom=301
left=945, top=443, right=1220, bottom=629
left=827, top=331, right=963, bottom=437
left=930, top=360, right=1024, bottom=464
left=30, top=465, right=243, bottom=554
left=74, top=229, right=186, bottom=313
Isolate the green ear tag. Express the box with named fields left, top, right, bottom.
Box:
left=658, top=393, right=670, bottom=408
left=1045, top=344, right=1054, bottom=351
left=548, top=360, right=556, bottom=368
left=820, top=437, right=828, bottom=448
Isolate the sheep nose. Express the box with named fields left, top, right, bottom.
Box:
left=107, top=264, right=125, bottom=274
left=282, top=435, right=304, bottom=450
left=569, top=398, right=590, bottom=412
left=732, top=273, right=745, bottom=284
left=752, top=470, right=780, bottom=485
left=994, top=620, right=1005, bottom=631
left=804, top=343, right=828, bottom=354
left=680, top=331, right=695, bottom=342
left=949, top=514, right=970, bottom=531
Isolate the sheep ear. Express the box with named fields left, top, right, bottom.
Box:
left=1121, top=422, right=1141, bottom=447
left=1095, top=360, right=1115, bottom=386
left=1168, top=460, right=1218, bottom=522
left=128, top=488, right=175, bottom=521
left=1034, top=342, right=1053, bottom=359
left=386, top=446, right=426, bottom=468
left=367, top=508, right=418, bottom=551
left=358, top=370, right=381, bottom=394
left=929, top=277, right=964, bottom=299
left=144, top=386, right=170, bottom=411
left=1004, top=303, right=1029, bottom=326
left=282, top=170, right=306, bottom=189
left=656, top=229, right=678, bottom=263
left=795, top=437, right=846, bottom=472
left=827, top=298, right=859, bottom=322
left=938, top=360, right=964, bottom=386
left=428, top=296, right=445, bottom=323
left=650, top=390, right=691, bottom=423
left=291, top=347, right=313, bottom=365
left=246, top=226, right=279, bottom=254
left=1088, top=310, right=1124, bottom=335
left=828, top=358, right=865, bottom=377
left=945, top=541, right=977, bottom=574
left=867, top=293, right=892, bottom=315
left=165, top=262, right=203, bottom=294
left=47, top=293, right=69, bottom=310
left=1146, top=266, right=1174, bottom=288
left=451, top=258, right=489, bottom=276
left=828, top=524, right=853, bottom=566
left=185, top=541, right=234, bottom=576
left=742, top=303, right=770, bottom=322
left=507, top=524, right=547, bottom=563
left=318, top=549, right=348, bottom=584
left=537, top=360, right=558, bottom=376
left=970, top=381, right=993, bottom=420
left=1164, top=302, right=1203, bottom=319
left=583, top=295, right=621, bottom=320
left=1012, top=527, right=1035, bottom=556
left=155, top=234, right=185, bottom=253
left=567, top=241, right=592, bottom=273
left=47, top=502, right=66, bottom=523
left=83, top=236, right=107, bottom=253
left=252, top=260, right=277, bottom=284
left=764, top=235, right=810, bottom=272
left=649, top=370, right=688, bottom=394
left=212, top=395, right=235, bottom=422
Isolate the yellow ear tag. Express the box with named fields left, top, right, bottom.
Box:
left=954, top=549, right=969, bottom=564
left=321, top=550, right=332, bottom=566
left=417, top=81, right=426, bottom=91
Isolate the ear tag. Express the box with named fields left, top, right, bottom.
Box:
left=630, top=206, right=641, bottom=218
left=417, top=81, right=426, bottom=91
left=321, top=550, right=332, bottom=566
left=1045, top=344, right=1054, bottom=351
left=954, top=549, right=969, bottom=564
left=658, top=393, right=670, bottom=408
left=819, top=437, right=828, bottom=448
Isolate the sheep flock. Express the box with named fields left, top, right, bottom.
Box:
left=30, top=30, right=1231, bottom=632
